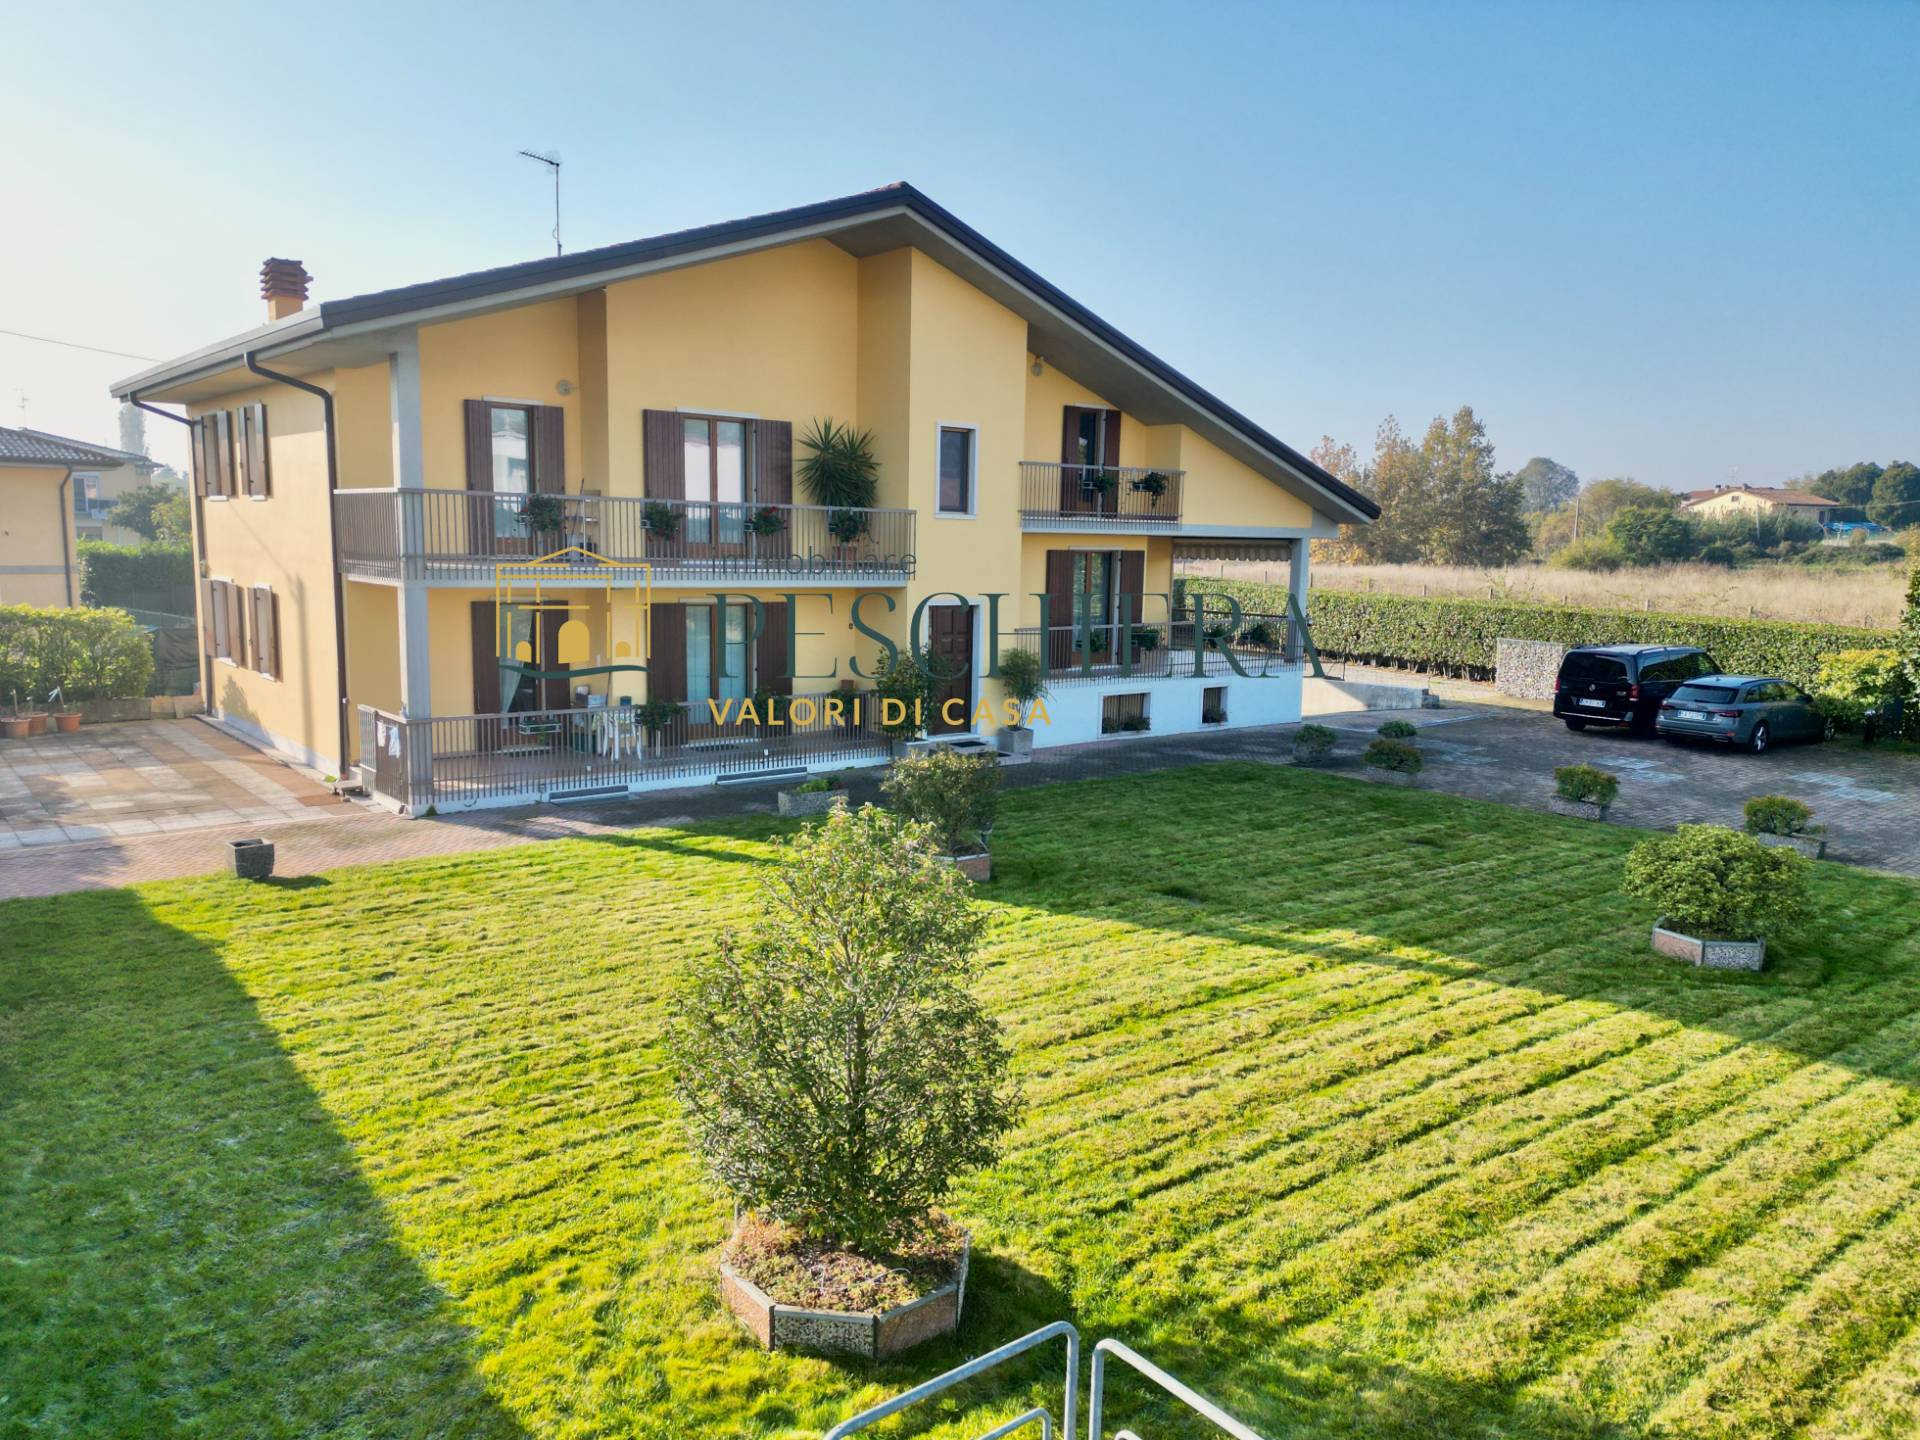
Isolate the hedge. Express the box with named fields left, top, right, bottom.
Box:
left=77, top=541, right=194, bottom=617
left=0, top=605, right=155, bottom=704
left=1190, top=579, right=1896, bottom=688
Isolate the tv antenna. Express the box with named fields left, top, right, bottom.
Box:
left=518, top=149, right=562, bottom=256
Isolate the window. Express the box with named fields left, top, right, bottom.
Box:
left=1202, top=686, right=1228, bottom=724
left=490, top=406, right=532, bottom=495
left=1101, top=692, right=1149, bottom=734
left=1673, top=684, right=1738, bottom=705
left=682, top=416, right=747, bottom=545
left=1073, top=552, right=1114, bottom=630
left=1560, top=652, right=1627, bottom=684
left=686, top=603, right=751, bottom=707
left=937, top=426, right=974, bottom=513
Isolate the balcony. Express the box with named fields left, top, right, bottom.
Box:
left=1007, top=611, right=1300, bottom=684
left=1019, top=462, right=1184, bottom=531
left=334, top=489, right=915, bottom=586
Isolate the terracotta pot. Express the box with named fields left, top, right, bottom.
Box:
left=52, top=712, right=82, bottom=734
left=24, top=713, right=48, bottom=736
left=0, top=716, right=29, bottom=740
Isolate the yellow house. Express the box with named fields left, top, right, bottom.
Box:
left=0, top=427, right=125, bottom=607
left=111, top=185, right=1375, bottom=811
left=1680, top=485, right=1841, bottom=527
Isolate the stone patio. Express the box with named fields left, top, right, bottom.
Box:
left=0, top=719, right=348, bottom=850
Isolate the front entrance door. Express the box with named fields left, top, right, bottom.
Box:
left=927, top=604, right=974, bottom=735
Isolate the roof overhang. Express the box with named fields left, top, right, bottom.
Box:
left=113, top=184, right=1378, bottom=523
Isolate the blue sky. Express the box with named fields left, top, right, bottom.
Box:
left=3, top=0, right=1914, bottom=489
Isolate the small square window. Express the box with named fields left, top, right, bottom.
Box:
left=1202, top=686, right=1228, bottom=725
left=938, top=427, right=973, bottom=513
left=1101, top=692, right=1149, bottom=734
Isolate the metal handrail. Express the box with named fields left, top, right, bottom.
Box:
left=1089, top=1338, right=1267, bottom=1440
left=1019, top=462, right=1184, bottom=527
left=822, top=1321, right=1080, bottom=1440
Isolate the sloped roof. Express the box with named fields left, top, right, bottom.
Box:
left=110, top=183, right=1378, bottom=523
left=1682, top=485, right=1840, bottom=508
left=0, top=426, right=132, bottom=468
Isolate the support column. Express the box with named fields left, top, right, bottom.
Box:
left=1286, top=537, right=1310, bottom=662
left=389, top=331, right=434, bottom=805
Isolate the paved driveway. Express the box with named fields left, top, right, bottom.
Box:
left=1314, top=706, right=1920, bottom=874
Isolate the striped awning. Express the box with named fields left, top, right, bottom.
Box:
left=1171, top=538, right=1294, bottom=563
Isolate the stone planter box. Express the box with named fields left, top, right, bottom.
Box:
left=1549, top=795, right=1611, bottom=821
left=776, top=786, right=844, bottom=818
left=228, top=838, right=276, bottom=880
left=1367, top=766, right=1421, bottom=787
left=1292, top=742, right=1335, bottom=766
left=936, top=850, right=992, bottom=882
left=1752, top=831, right=1826, bottom=860
left=719, top=1234, right=969, bottom=1358
left=1652, top=919, right=1766, bottom=972
left=997, top=726, right=1034, bottom=758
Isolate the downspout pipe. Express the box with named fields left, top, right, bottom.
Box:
left=243, top=351, right=354, bottom=780
left=131, top=396, right=214, bottom=715
left=56, top=469, right=76, bottom=605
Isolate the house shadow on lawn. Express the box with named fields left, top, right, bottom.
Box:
left=0, top=887, right=527, bottom=1438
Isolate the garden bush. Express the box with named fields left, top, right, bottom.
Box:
left=1377, top=718, right=1419, bottom=739
left=1812, top=648, right=1907, bottom=731
left=1364, top=738, right=1423, bottom=774
left=1622, top=824, right=1809, bottom=939
left=1191, top=581, right=1896, bottom=687
left=0, top=605, right=154, bottom=704
left=1554, top=764, right=1619, bottom=806
left=883, top=748, right=1000, bottom=855
left=668, top=804, right=1018, bottom=1253
left=1744, top=795, right=1820, bottom=837
left=1293, top=722, right=1336, bottom=758
left=76, top=542, right=193, bottom=616
left=997, top=646, right=1047, bottom=726
left=874, top=649, right=933, bottom=740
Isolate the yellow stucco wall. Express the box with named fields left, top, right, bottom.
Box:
left=418, top=298, right=583, bottom=491
left=190, top=380, right=344, bottom=769
left=1021, top=361, right=1153, bottom=469
left=1685, top=491, right=1830, bottom=521
left=0, top=465, right=79, bottom=607
left=333, top=360, right=393, bottom=488
left=1165, top=427, right=1314, bottom=529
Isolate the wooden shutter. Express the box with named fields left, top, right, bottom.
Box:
left=471, top=601, right=501, bottom=714
left=190, top=416, right=210, bottom=497
left=642, top=409, right=684, bottom=500
left=1044, top=549, right=1075, bottom=670
left=531, top=405, right=566, bottom=494
left=1102, top=410, right=1123, bottom=471
left=757, top=600, right=791, bottom=697
left=217, top=410, right=237, bottom=498
left=1059, top=406, right=1083, bottom=511
left=1118, top=550, right=1145, bottom=627
left=243, top=404, right=270, bottom=496
left=752, top=420, right=792, bottom=560
left=648, top=601, right=687, bottom=704
left=202, top=578, right=219, bottom=656
left=539, top=607, right=569, bottom=709
left=250, top=586, right=278, bottom=676
left=225, top=581, right=246, bottom=663
left=463, top=400, right=493, bottom=491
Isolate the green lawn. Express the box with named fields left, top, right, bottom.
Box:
left=5, top=764, right=1920, bottom=1439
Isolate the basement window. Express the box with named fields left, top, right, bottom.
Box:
left=1202, top=686, right=1228, bottom=725
left=1101, top=692, right=1149, bottom=734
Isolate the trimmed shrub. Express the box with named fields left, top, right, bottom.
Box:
left=1554, top=764, right=1619, bottom=806
left=0, top=605, right=154, bottom=703
left=1813, top=648, right=1907, bottom=731
left=882, top=748, right=1001, bottom=855
left=76, top=542, right=193, bottom=616
left=668, top=804, right=1017, bottom=1253
left=1744, top=795, right=1819, bottom=837
left=1364, top=738, right=1423, bottom=774
left=1191, top=581, right=1895, bottom=687
left=1377, top=718, right=1419, bottom=740
left=1622, top=824, right=1809, bottom=939
left=874, top=649, right=933, bottom=740
left=1294, top=723, right=1336, bottom=758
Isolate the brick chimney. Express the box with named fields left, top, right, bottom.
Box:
left=260, top=258, right=311, bottom=321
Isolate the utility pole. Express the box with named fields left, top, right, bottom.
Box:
left=519, top=150, right=562, bottom=256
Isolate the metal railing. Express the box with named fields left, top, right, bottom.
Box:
left=1091, top=1337, right=1267, bottom=1440
left=358, top=694, right=887, bottom=811
left=1019, top=463, right=1184, bottom=528
left=1006, top=611, right=1301, bottom=684
left=824, top=1321, right=1080, bottom=1440
left=334, top=489, right=915, bottom=584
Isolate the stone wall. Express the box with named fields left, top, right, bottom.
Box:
left=1496, top=638, right=1569, bottom=700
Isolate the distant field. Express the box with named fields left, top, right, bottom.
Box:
left=1187, top=560, right=1908, bottom=628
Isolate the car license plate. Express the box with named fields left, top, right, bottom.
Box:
left=1679, top=709, right=1707, bottom=721
left=1578, top=698, right=1606, bottom=709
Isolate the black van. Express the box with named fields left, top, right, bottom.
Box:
left=1553, top=645, right=1719, bottom=733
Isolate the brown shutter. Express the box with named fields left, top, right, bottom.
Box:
left=752, top=420, right=792, bottom=560
left=202, top=578, right=218, bottom=655
left=212, top=411, right=235, bottom=497
left=251, top=586, right=279, bottom=676
left=223, top=581, right=245, bottom=663
left=234, top=408, right=251, bottom=497
left=539, top=607, right=569, bottom=709
left=531, top=404, right=566, bottom=494
left=471, top=601, right=500, bottom=714
left=642, top=409, right=684, bottom=500
left=191, top=416, right=210, bottom=497
left=756, top=600, right=791, bottom=697
left=648, top=601, right=687, bottom=704
left=1118, top=550, right=1145, bottom=627
left=245, top=404, right=270, bottom=496
left=1059, top=406, right=1083, bottom=511
left=1044, top=549, right=1075, bottom=669
left=463, top=400, right=493, bottom=490
left=1102, top=409, right=1123, bottom=471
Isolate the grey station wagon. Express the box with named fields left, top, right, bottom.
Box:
left=1655, top=675, right=1833, bottom=753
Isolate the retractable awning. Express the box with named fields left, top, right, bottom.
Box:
left=1171, top=538, right=1294, bottom=563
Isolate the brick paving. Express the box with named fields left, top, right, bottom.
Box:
left=1, top=701, right=1916, bottom=901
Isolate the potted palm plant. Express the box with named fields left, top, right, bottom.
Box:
left=799, top=419, right=879, bottom=562
left=996, top=647, right=1047, bottom=757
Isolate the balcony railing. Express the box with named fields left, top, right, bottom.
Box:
left=359, top=692, right=887, bottom=812
left=1005, top=612, right=1299, bottom=684
left=1019, top=463, right=1184, bottom=529
left=334, top=489, right=915, bottom=585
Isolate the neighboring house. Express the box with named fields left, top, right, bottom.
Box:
left=22, top=430, right=176, bottom=546
left=0, top=427, right=132, bottom=607
left=1680, top=485, right=1842, bottom=527
left=111, top=184, right=1377, bottom=810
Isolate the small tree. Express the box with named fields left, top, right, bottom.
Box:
left=874, top=648, right=932, bottom=741
left=1900, top=558, right=1920, bottom=722
left=997, top=646, right=1047, bottom=728
left=668, top=805, right=1018, bottom=1254
left=883, top=748, right=1001, bottom=855
left=1623, top=825, right=1808, bottom=939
